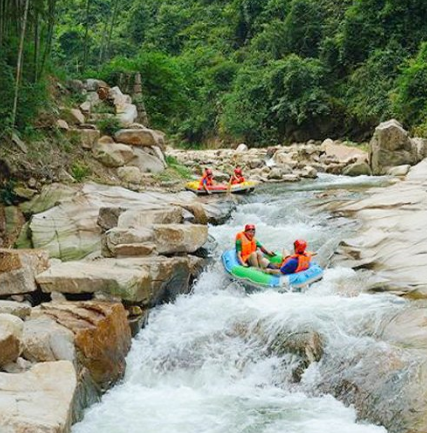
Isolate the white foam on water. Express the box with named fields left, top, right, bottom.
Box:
left=73, top=177, right=402, bottom=433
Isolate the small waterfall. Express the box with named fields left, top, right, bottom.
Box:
left=73, top=175, right=403, bottom=433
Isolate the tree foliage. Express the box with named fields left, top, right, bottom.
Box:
left=3, top=0, right=427, bottom=143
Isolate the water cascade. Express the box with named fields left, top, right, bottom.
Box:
left=73, top=175, right=406, bottom=433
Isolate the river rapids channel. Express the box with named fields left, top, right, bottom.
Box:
left=73, top=174, right=406, bottom=433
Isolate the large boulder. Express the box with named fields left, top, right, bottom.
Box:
left=0, top=314, right=23, bottom=367
left=0, top=361, right=77, bottom=432
left=114, top=128, right=165, bottom=148
left=36, top=257, right=192, bottom=304
left=0, top=249, right=49, bottom=296
left=369, top=119, right=419, bottom=175
left=93, top=142, right=135, bottom=168
left=129, top=147, right=166, bottom=174
left=30, top=302, right=131, bottom=390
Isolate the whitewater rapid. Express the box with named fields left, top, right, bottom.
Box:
left=73, top=175, right=404, bottom=433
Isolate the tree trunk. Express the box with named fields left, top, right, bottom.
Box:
left=105, top=0, right=119, bottom=61
left=39, top=0, right=56, bottom=79
left=82, top=0, right=91, bottom=72
left=11, top=0, right=30, bottom=130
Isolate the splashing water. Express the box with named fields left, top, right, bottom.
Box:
left=73, top=176, right=404, bottom=433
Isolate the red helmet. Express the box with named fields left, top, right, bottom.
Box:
left=206, top=168, right=213, bottom=176
left=245, top=224, right=256, bottom=232
left=294, top=239, right=307, bottom=254
left=234, top=167, right=242, bottom=175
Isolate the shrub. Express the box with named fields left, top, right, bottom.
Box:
left=97, top=117, right=122, bottom=136
left=71, top=162, right=91, bottom=182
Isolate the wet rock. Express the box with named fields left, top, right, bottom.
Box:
left=0, top=314, right=23, bottom=367
left=0, top=361, right=77, bottom=432
left=0, top=248, right=49, bottom=295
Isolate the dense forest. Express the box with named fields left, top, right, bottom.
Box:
left=2, top=0, right=427, bottom=145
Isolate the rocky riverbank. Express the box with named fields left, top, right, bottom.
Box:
left=0, top=180, right=233, bottom=432
left=322, top=157, right=427, bottom=433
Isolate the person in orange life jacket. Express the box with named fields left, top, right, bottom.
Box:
left=235, top=224, right=276, bottom=269
left=266, top=239, right=314, bottom=275
left=199, top=168, right=214, bottom=194
left=229, top=167, right=246, bottom=185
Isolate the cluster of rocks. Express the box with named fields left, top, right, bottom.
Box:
left=0, top=181, right=231, bottom=432
left=167, top=119, right=427, bottom=183
left=168, top=139, right=370, bottom=183
left=60, top=78, right=167, bottom=185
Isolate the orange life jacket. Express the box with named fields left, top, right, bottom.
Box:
left=281, top=252, right=312, bottom=273
left=230, top=175, right=245, bottom=185
left=199, top=174, right=213, bottom=188
left=236, top=231, right=257, bottom=263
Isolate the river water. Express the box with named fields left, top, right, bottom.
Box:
left=73, top=174, right=407, bottom=433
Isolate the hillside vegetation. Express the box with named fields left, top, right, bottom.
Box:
left=2, top=0, right=427, bottom=145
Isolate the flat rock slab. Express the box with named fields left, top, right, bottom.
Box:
left=36, top=257, right=192, bottom=304
left=0, top=361, right=77, bottom=433
left=333, top=159, right=427, bottom=296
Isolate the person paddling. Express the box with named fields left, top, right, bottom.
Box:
left=235, top=224, right=275, bottom=269
left=199, top=168, right=214, bottom=194
left=266, top=239, right=314, bottom=275
left=229, top=167, right=246, bottom=185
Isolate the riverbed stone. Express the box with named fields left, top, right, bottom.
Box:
left=0, top=248, right=49, bottom=295
left=0, top=314, right=24, bottom=367
left=0, top=361, right=77, bottom=432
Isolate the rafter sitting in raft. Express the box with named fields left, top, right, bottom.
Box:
left=199, top=168, right=214, bottom=194
left=229, top=167, right=246, bottom=185
left=266, top=239, right=315, bottom=275
left=236, top=224, right=276, bottom=269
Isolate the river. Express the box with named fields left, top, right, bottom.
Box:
left=73, top=174, right=407, bottom=433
